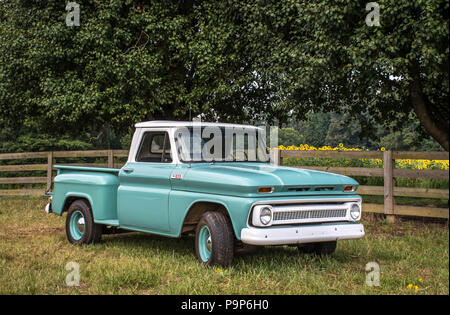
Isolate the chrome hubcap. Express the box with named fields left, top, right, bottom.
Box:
left=77, top=217, right=85, bottom=233
left=206, top=235, right=212, bottom=252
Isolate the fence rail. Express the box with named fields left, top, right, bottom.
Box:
left=0, top=150, right=128, bottom=196
left=272, top=149, right=449, bottom=221
left=1, top=149, right=448, bottom=220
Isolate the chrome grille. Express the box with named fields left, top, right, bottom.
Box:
left=250, top=198, right=361, bottom=227
left=273, top=209, right=347, bottom=221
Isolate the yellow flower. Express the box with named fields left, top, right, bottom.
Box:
left=418, top=278, right=423, bottom=283
left=407, top=284, right=413, bottom=289
left=414, top=285, right=419, bottom=292
left=265, top=143, right=448, bottom=171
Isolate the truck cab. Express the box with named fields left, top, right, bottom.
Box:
left=47, top=121, right=364, bottom=266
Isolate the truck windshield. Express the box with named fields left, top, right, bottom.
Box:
left=175, top=126, right=270, bottom=163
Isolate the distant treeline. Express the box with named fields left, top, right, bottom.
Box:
left=0, top=111, right=442, bottom=153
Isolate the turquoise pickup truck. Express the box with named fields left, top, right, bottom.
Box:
left=46, top=121, right=364, bottom=266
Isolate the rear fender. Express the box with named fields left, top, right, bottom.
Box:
left=51, top=171, right=119, bottom=221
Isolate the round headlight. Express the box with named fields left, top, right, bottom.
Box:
left=260, top=207, right=272, bottom=225
left=350, top=203, right=361, bottom=220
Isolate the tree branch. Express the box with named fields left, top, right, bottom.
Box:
left=410, top=63, right=449, bottom=151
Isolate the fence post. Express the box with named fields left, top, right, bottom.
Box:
left=46, top=151, right=54, bottom=192
left=108, top=150, right=114, bottom=168
left=383, top=150, right=395, bottom=223
left=271, top=149, right=281, bottom=166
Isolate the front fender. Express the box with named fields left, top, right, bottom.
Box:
left=169, top=190, right=254, bottom=240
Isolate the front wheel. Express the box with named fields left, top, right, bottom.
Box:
left=195, top=211, right=234, bottom=266
left=297, top=241, right=337, bottom=255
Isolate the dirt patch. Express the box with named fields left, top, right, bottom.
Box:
left=363, top=213, right=448, bottom=237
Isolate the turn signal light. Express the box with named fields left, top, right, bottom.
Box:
left=344, top=185, right=356, bottom=192
left=258, top=187, right=274, bottom=193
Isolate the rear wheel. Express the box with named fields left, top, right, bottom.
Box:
left=297, top=241, right=337, bottom=255
left=195, top=211, right=234, bottom=266
left=65, top=199, right=102, bottom=245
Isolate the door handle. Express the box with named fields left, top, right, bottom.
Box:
left=123, top=168, right=134, bottom=173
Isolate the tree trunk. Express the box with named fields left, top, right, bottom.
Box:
left=410, top=67, right=449, bottom=152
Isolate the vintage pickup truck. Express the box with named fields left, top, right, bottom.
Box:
left=45, top=121, right=364, bottom=266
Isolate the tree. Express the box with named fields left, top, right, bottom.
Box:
left=324, top=113, right=369, bottom=148
left=1, top=1, right=448, bottom=152
left=0, top=0, right=276, bottom=143
left=295, top=111, right=332, bottom=147
left=232, top=0, right=449, bottom=150
left=275, top=127, right=305, bottom=146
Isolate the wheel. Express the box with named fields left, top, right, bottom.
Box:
left=195, top=211, right=234, bottom=266
left=297, top=241, right=337, bottom=255
left=65, top=199, right=102, bottom=245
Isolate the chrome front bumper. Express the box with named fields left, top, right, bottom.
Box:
left=241, top=222, right=365, bottom=246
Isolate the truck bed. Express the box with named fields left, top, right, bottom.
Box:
left=54, top=165, right=121, bottom=174
left=50, top=165, right=121, bottom=225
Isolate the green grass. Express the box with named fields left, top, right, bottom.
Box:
left=0, top=196, right=448, bottom=295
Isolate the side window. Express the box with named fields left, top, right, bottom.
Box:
left=136, top=132, right=172, bottom=163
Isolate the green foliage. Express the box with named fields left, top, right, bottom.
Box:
left=0, top=0, right=277, bottom=143
left=273, top=128, right=305, bottom=147
left=324, top=113, right=370, bottom=148
left=375, top=119, right=444, bottom=151
left=297, top=112, right=332, bottom=148
left=233, top=0, right=449, bottom=148
left=0, top=134, right=93, bottom=153
left=0, top=0, right=448, bottom=151
left=284, top=111, right=442, bottom=150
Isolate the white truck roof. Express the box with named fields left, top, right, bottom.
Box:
left=134, top=120, right=261, bottom=129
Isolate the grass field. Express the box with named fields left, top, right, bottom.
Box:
left=0, top=196, right=448, bottom=295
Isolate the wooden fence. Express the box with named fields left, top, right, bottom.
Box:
left=0, top=150, right=128, bottom=196
left=272, top=149, right=449, bottom=221
left=0, top=149, right=448, bottom=220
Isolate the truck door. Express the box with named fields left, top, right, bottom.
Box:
left=117, top=130, right=174, bottom=233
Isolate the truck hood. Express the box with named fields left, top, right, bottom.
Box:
left=172, top=162, right=359, bottom=197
